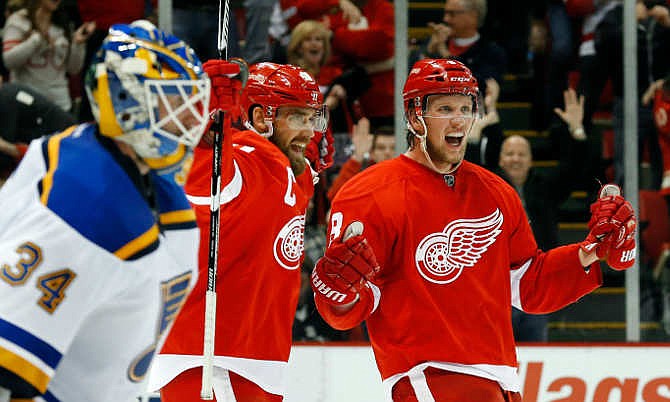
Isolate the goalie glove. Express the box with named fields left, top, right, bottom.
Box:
left=311, top=226, right=380, bottom=306
left=579, top=184, right=627, bottom=257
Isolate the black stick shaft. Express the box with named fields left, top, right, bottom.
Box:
left=207, top=111, right=224, bottom=292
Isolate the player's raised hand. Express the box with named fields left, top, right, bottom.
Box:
left=305, top=129, right=334, bottom=173
left=579, top=184, right=636, bottom=270
left=203, top=59, right=244, bottom=115
left=602, top=198, right=637, bottom=270
left=311, top=222, right=380, bottom=306
left=580, top=184, right=624, bottom=256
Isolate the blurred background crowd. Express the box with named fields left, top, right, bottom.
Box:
left=0, top=0, right=669, bottom=344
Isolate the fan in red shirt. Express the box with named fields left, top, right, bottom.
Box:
left=652, top=78, right=670, bottom=196
left=311, top=59, right=638, bottom=402
left=279, top=0, right=394, bottom=118
left=149, top=61, right=329, bottom=401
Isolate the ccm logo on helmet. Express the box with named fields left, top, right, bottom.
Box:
left=450, top=76, right=470, bottom=82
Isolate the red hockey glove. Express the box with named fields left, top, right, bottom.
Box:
left=305, top=129, right=334, bottom=173
left=602, top=201, right=637, bottom=270
left=203, top=59, right=243, bottom=115
left=579, top=184, right=626, bottom=257
left=311, top=235, right=380, bottom=306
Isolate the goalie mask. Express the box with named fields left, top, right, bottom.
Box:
left=242, top=62, right=328, bottom=138
left=85, top=20, right=210, bottom=175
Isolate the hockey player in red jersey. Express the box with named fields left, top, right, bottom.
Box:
left=149, top=62, right=329, bottom=401
left=311, top=59, right=637, bottom=401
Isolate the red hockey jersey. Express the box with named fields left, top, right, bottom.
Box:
left=316, top=155, right=602, bottom=392
left=153, top=130, right=315, bottom=395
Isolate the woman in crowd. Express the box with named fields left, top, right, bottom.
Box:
left=2, top=0, right=95, bottom=112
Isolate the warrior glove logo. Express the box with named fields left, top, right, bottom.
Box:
left=311, top=270, right=349, bottom=303
left=274, top=215, right=305, bottom=270
left=415, top=209, right=503, bottom=284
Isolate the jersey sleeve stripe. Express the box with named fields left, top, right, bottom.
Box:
left=113, top=224, right=160, bottom=260
left=39, top=126, right=78, bottom=206
left=42, top=389, right=60, bottom=402
left=0, top=318, right=61, bottom=368
left=510, top=257, right=533, bottom=310
left=159, top=209, right=196, bottom=226
left=0, top=346, right=50, bottom=393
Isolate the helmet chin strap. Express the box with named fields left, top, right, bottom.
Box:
left=263, top=119, right=274, bottom=138
left=407, top=102, right=463, bottom=175
left=247, top=120, right=274, bottom=138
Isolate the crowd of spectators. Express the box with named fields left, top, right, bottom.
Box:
left=1, top=0, right=669, bottom=342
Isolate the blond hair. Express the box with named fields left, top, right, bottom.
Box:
left=287, top=20, right=331, bottom=76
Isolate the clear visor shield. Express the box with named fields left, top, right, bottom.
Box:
left=145, top=78, right=211, bottom=147
left=420, top=113, right=477, bottom=137
left=420, top=94, right=480, bottom=122
left=281, top=105, right=329, bottom=132
left=422, top=111, right=476, bottom=122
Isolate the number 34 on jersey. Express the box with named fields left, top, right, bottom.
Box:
left=1, top=240, right=76, bottom=314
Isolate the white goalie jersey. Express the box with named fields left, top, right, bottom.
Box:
left=0, top=124, right=198, bottom=402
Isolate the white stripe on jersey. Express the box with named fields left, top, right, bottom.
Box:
left=187, top=161, right=243, bottom=206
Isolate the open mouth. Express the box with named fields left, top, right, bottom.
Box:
left=445, top=135, right=464, bottom=146
left=290, top=143, right=307, bottom=154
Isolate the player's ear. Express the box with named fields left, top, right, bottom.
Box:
left=251, top=106, right=269, bottom=134
left=407, top=108, right=424, bottom=134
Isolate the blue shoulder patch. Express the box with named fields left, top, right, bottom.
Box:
left=38, top=125, right=159, bottom=260
left=151, top=172, right=196, bottom=231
